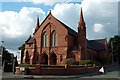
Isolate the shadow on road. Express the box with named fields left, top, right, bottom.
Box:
left=80, top=64, right=120, bottom=77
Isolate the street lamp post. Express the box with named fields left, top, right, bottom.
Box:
left=1, top=41, right=4, bottom=56
left=111, top=41, right=117, bottom=64
left=111, top=42, right=114, bottom=64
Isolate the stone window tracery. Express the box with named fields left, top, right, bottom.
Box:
left=51, top=31, right=57, bottom=47
left=43, top=32, right=48, bottom=47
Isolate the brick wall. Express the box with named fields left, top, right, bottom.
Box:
left=16, top=64, right=101, bottom=75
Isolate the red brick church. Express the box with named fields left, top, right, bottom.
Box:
left=23, top=8, right=108, bottom=65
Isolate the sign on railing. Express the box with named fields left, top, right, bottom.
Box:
left=20, top=67, right=25, bottom=71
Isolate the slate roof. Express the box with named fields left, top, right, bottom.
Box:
left=72, top=39, right=105, bottom=51
left=87, top=39, right=105, bottom=51
left=55, top=19, right=78, bottom=37
left=26, top=37, right=33, bottom=44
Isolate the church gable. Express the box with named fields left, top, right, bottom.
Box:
left=33, top=11, right=71, bottom=48
left=34, top=11, right=68, bottom=38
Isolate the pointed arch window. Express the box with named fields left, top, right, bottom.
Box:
left=60, top=55, right=62, bottom=63
left=43, top=32, right=48, bottom=47
left=51, top=31, right=57, bottom=47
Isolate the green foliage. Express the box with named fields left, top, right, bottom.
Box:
left=107, top=35, right=120, bottom=63
left=79, top=60, right=100, bottom=66
left=2, top=47, right=13, bottom=64
left=18, top=44, right=25, bottom=50
left=40, top=65, right=65, bottom=68
left=13, top=57, right=18, bottom=67
left=95, top=56, right=107, bottom=65
left=5, top=62, right=13, bottom=72
left=18, top=63, right=35, bottom=67
left=70, top=65, right=85, bottom=68
left=40, top=65, right=85, bottom=68
left=65, top=58, right=78, bottom=65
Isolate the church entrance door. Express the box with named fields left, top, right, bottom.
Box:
left=50, top=53, right=57, bottom=65
left=40, top=53, right=48, bottom=65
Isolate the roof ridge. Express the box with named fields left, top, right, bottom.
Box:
left=88, top=39, right=105, bottom=41
left=55, top=18, right=77, bottom=32
left=33, top=13, right=51, bottom=35
left=54, top=17, right=78, bottom=36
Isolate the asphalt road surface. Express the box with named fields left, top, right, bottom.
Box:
left=2, top=64, right=120, bottom=80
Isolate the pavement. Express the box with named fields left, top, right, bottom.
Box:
left=1, top=64, right=120, bottom=80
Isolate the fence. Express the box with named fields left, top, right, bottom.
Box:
left=15, top=64, right=101, bottom=75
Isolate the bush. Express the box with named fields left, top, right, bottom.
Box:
left=5, top=62, right=13, bottom=72
left=40, top=65, right=64, bottom=68
left=13, top=58, right=18, bottom=67
left=70, top=65, right=85, bottom=68
left=95, top=56, right=107, bottom=65
left=65, top=58, right=78, bottom=65
left=79, top=60, right=100, bottom=66
left=18, top=63, right=35, bottom=67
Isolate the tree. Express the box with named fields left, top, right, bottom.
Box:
left=2, top=46, right=13, bottom=64
left=18, top=43, right=25, bottom=63
left=65, top=58, right=78, bottom=65
left=107, top=35, right=120, bottom=64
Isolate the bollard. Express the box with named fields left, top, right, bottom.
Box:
left=35, top=64, right=41, bottom=74
left=93, top=64, right=96, bottom=68
left=65, top=64, right=70, bottom=69
left=85, top=64, right=88, bottom=72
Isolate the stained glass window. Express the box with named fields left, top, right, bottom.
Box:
left=51, top=31, right=57, bottom=47
left=43, top=32, right=48, bottom=47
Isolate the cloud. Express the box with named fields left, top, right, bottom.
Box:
left=32, top=0, right=84, bottom=6
left=32, top=0, right=55, bottom=6
left=1, top=0, right=83, bottom=6
left=94, top=24, right=104, bottom=33
left=0, top=7, right=45, bottom=52
left=50, top=1, right=118, bottom=40
left=1, top=0, right=119, bottom=6
left=0, top=0, right=118, bottom=53
left=52, top=3, right=81, bottom=31
left=31, top=0, right=120, bottom=6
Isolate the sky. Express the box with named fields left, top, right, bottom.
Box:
left=0, top=0, right=119, bottom=56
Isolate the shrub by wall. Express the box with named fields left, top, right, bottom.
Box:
left=65, top=58, right=78, bottom=65
left=40, top=65, right=65, bottom=68
left=79, top=60, right=100, bottom=66
left=18, top=63, right=35, bottom=67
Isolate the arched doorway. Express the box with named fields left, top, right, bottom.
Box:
left=40, top=53, right=48, bottom=65
left=26, top=50, right=29, bottom=63
left=50, top=53, right=57, bottom=65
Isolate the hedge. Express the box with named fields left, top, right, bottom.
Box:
left=5, top=62, right=13, bottom=72
left=18, top=63, right=35, bottom=67
left=18, top=64, right=64, bottom=68
left=65, top=58, right=79, bottom=65
left=79, top=60, right=100, bottom=66
left=40, top=65, right=65, bottom=68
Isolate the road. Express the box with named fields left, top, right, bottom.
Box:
left=81, top=64, right=120, bottom=78
left=2, top=64, right=120, bottom=80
